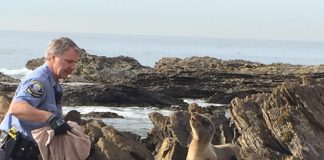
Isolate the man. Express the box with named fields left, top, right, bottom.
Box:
left=0, top=37, right=81, bottom=159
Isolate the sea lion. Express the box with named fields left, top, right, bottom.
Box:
left=187, top=113, right=241, bottom=160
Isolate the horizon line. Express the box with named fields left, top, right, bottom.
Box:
left=1, top=29, right=323, bottom=44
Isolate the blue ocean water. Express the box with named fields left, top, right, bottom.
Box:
left=62, top=99, right=220, bottom=137
left=1, top=30, right=323, bottom=71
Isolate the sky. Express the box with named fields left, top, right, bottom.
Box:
left=0, top=0, right=324, bottom=42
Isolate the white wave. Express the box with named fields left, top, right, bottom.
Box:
left=63, top=106, right=171, bottom=118
left=0, top=67, right=31, bottom=80
left=183, top=98, right=226, bottom=107
left=62, top=99, right=226, bottom=137
left=63, top=106, right=172, bottom=137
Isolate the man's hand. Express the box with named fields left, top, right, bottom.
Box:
left=48, top=114, right=71, bottom=136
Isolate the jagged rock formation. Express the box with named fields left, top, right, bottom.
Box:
left=25, top=57, right=44, bottom=70
left=0, top=82, right=186, bottom=108
left=23, top=52, right=324, bottom=106
left=0, top=82, right=17, bottom=100
left=64, top=111, right=154, bottom=160
left=144, top=104, right=235, bottom=159
left=82, top=111, right=124, bottom=119
left=230, top=81, right=324, bottom=159
left=129, top=57, right=324, bottom=103
left=61, top=83, right=185, bottom=107
left=71, top=53, right=152, bottom=83
left=0, top=93, right=10, bottom=122
left=0, top=72, right=20, bottom=83
left=0, top=51, right=322, bottom=159
left=25, top=52, right=152, bottom=83
left=146, top=79, right=324, bottom=159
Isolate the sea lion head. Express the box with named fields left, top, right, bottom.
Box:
left=190, top=113, right=215, bottom=142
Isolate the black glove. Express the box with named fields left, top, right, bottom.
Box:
left=48, top=115, right=71, bottom=136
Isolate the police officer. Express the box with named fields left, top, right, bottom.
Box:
left=0, top=37, right=81, bottom=159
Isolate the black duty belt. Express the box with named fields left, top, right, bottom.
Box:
left=0, top=128, right=40, bottom=160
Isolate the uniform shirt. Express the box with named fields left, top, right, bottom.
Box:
left=0, top=64, right=63, bottom=140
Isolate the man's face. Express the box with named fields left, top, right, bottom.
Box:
left=51, top=47, right=79, bottom=79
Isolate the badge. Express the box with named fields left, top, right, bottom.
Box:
left=27, top=80, right=45, bottom=98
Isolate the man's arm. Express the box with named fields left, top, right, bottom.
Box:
left=9, top=100, right=52, bottom=123
left=9, top=100, right=71, bottom=135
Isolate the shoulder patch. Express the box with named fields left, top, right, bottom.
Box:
left=27, top=80, right=45, bottom=98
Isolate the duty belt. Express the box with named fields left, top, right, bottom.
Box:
left=0, top=128, right=17, bottom=146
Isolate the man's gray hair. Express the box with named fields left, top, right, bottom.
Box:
left=45, top=37, right=81, bottom=60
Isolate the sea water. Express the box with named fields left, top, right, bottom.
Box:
left=62, top=99, right=221, bottom=138
left=1, top=30, right=323, bottom=136
left=62, top=106, right=172, bottom=137
left=1, top=30, right=323, bottom=70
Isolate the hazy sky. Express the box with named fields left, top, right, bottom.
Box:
left=1, top=0, right=324, bottom=42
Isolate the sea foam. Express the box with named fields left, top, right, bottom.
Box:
left=0, top=67, right=31, bottom=80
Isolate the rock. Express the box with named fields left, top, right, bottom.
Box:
left=83, top=121, right=142, bottom=158
left=154, top=56, right=222, bottom=75
left=144, top=104, right=236, bottom=158
left=19, top=54, right=324, bottom=159
left=230, top=82, right=324, bottom=159
left=145, top=112, right=172, bottom=154
left=62, top=83, right=185, bottom=108
left=207, top=89, right=258, bottom=104
left=0, top=93, right=10, bottom=122
left=0, top=83, right=18, bottom=99
left=24, top=54, right=324, bottom=108
left=0, top=72, right=20, bottom=83
left=301, top=75, right=316, bottom=85
left=169, top=111, right=191, bottom=147
left=83, top=121, right=105, bottom=144
left=0, top=93, right=10, bottom=113
left=64, top=75, right=91, bottom=83
left=25, top=57, right=45, bottom=70
left=85, top=119, right=107, bottom=128
left=154, top=138, right=187, bottom=160
left=82, top=111, right=124, bottom=119
left=148, top=112, right=170, bottom=131
left=142, top=127, right=164, bottom=155
left=26, top=52, right=153, bottom=83
left=72, top=52, right=153, bottom=83
left=94, top=137, right=134, bottom=160
left=102, top=125, right=154, bottom=160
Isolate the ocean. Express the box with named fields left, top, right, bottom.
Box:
left=1, top=30, right=324, bottom=71
left=1, top=30, right=323, bottom=137
left=62, top=99, right=222, bottom=137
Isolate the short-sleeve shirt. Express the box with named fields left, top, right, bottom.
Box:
left=0, top=64, right=63, bottom=140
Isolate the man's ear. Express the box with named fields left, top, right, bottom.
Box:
left=50, top=53, right=56, bottom=60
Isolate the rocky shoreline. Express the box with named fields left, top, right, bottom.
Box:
left=2, top=51, right=324, bottom=107
left=0, top=51, right=324, bottom=159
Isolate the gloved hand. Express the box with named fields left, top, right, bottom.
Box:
left=48, top=114, right=71, bottom=136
